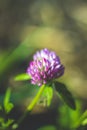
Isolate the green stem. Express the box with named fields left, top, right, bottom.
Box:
left=27, top=84, right=45, bottom=111
left=12, top=84, right=45, bottom=129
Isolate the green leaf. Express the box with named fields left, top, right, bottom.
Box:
left=38, top=125, right=57, bottom=130
left=75, top=110, right=87, bottom=127
left=41, top=86, right=53, bottom=107
left=5, top=103, right=14, bottom=113
left=4, top=88, right=14, bottom=113
left=0, top=117, right=4, bottom=123
left=12, top=123, right=18, bottom=129
left=2, top=119, right=14, bottom=128
left=14, top=73, right=31, bottom=81
left=82, top=118, right=87, bottom=126
left=54, top=81, right=76, bottom=110
left=58, top=100, right=82, bottom=129
left=81, top=110, right=87, bottom=120
left=4, top=88, right=11, bottom=109
left=0, top=105, right=2, bottom=111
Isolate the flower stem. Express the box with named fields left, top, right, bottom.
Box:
left=27, top=84, right=45, bottom=111
left=12, top=84, right=45, bottom=129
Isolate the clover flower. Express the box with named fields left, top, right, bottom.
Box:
left=27, top=48, right=64, bottom=86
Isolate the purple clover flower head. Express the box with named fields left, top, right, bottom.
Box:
left=27, top=48, right=64, bottom=86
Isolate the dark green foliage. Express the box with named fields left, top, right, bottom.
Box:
left=54, top=81, right=76, bottom=110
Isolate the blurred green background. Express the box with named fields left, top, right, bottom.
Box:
left=0, top=0, right=87, bottom=130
